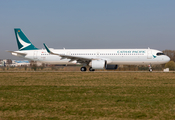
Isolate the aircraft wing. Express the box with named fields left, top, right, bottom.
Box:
left=43, top=43, right=97, bottom=64
left=6, top=51, right=27, bottom=56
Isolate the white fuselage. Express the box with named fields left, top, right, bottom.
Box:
left=14, top=48, right=170, bottom=65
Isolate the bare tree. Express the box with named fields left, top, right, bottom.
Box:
left=6, top=59, right=12, bottom=64
left=163, top=50, right=175, bottom=62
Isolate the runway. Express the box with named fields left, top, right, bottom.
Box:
left=0, top=71, right=174, bottom=73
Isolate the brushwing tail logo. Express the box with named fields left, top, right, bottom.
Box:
left=153, top=55, right=157, bottom=58
left=17, top=33, right=31, bottom=50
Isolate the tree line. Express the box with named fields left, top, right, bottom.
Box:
left=163, top=50, right=175, bottom=70
left=163, top=50, right=175, bottom=62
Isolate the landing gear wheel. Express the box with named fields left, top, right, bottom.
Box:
left=89, top=67, right=95, bottom=71
left=148, top=64, right=152, bottom=72
left=80, top=67, right=87, bottom=71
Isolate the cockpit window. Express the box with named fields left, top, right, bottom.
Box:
left=156, top=52, right=165, bottom=56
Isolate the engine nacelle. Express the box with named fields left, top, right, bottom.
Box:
left=91, top=60, right=106, bottom=69
left=105, top=64, right=118, bottom=70
left=89, top=60, right=118, bottom=70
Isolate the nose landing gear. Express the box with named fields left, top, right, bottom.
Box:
left=148, top=65, right=152, bottom=72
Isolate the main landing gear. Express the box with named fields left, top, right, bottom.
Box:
left=148, top=65, right=153, bottom=72
left=89, top=67, right=95, bottom=71
left=80, top=67, right=95, bottom=72
left=80, top=67, right=87, bottom=71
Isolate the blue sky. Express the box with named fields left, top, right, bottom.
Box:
left=0, top=0, right=175, bottom=59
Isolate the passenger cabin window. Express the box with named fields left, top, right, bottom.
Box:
left=156, top=52, right=165, bottom=56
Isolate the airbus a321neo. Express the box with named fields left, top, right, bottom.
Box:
left=7, top=28, right=170, bottom=71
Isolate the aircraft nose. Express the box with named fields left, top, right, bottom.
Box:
left=165, top=56, right=170, bottom=62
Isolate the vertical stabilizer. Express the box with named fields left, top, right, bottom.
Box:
left=14, top=28, right=38, bottom=50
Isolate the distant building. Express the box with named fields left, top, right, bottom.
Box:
left=0, top=60, right=5, bottom=67
left=0, top=59, right=8, bottom=67
left=1, top=59, right=44, bottom=67
left=11, top=60, right=30, bottom=66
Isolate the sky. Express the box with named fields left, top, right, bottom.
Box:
left=0, top=0, right=175, bottom=60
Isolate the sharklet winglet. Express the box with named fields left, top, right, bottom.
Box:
left=43, top=43, right=51, bottom=53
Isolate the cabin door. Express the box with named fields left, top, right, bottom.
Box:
left=33, top=51, right=38, bottom=59
left=147, top=50, right=152, bottom=59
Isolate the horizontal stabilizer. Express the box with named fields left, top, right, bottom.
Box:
left=6, top=51, right=27, bottom=56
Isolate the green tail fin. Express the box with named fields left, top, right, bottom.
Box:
left=14, top=28, right=38, bottom=50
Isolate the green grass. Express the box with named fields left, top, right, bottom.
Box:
left=0, top=72, right=175, bottom=119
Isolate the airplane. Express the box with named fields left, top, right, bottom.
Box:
left=7, top=28, right=170, bottom=72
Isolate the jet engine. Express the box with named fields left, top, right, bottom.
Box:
left=90, top=60, right=118, bottom=70
left=90, top=60, right=106, bottom=69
